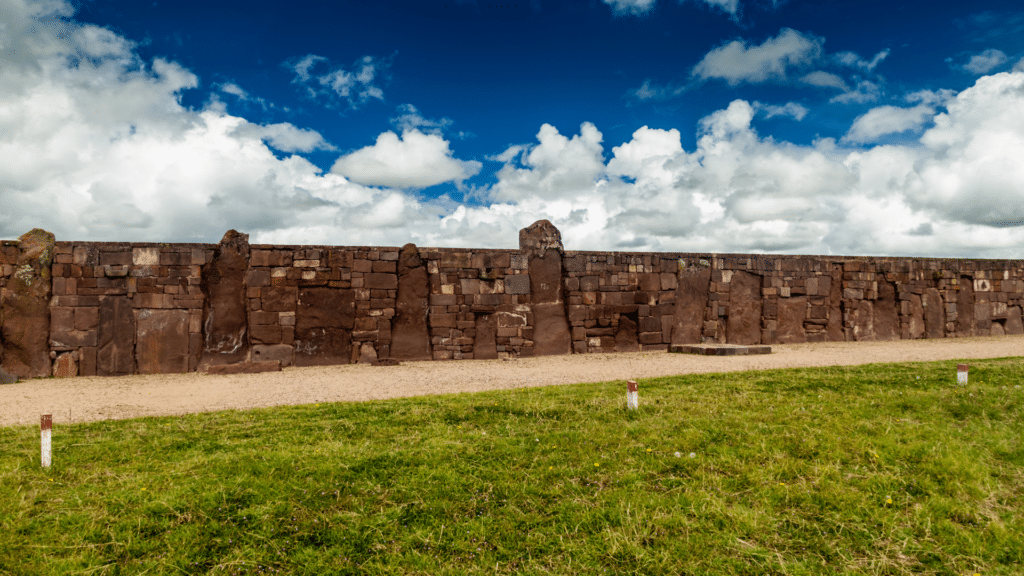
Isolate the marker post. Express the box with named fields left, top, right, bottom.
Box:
left=627, top=380, right=638, bottom=411
left=41, top=414, right=52, bottom=468
left=957, top=364, right=968, bottom=386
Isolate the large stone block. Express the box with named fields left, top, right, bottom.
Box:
left=852, top=300, right=875, bottom=341
left=725, top=270, right=762, bottom=345
left=1, top=228, right=55, bottom=379
left=136, top=308, right=189, bottom=374
left=1005, top=306, right=1023, bottom=335
left=52, top=352, right=77, bottom=378
left=923, top=288, right=945, bottom=338
left=529, top=251, right=563, bottom=304
left=505, top=274, right=531, bottom=295
left=776, top=296, right=808, bottom=344
left=670, top=267, right=711, bottom=345
left=614, top=315, right=640, bottom=352
left=519, top=219, right=563, bottom=258
left=532, top=302, right=572, bottom=356
left=955, top=276, right=975, bottom=336
left=97, top=295, right=135, bottom=375
left=207, top=360, right=281, bottom=375
left=473, top=314, right=498, bottom=360
left=906, top=294, right=925, bottom=339
left=391, top=243, right=431, bottom=361
left=365, top=273, right=398, bottom=290
left=294, top=287, right=355, bottom=366
left=872, top=279, right=899, bottom=341
left=827, top=265, right=844, bottom=341
left=199, top=230, right=250, bottom=370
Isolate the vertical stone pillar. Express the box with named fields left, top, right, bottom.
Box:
left=520, top=220, right=571, bottom=356
left=1, top=229, right=55, bottom=379
left=198, top=230, right=251, bottom=371
left=725, top=270, right=763, bottom=345
left=670, top=261, right=711, bottom=345
left=391, top=243, right=431, bottom=361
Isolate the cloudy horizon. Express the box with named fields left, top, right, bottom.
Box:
left=2, top=0, right=1024, bottom=258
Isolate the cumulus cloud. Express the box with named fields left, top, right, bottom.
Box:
left=842, top=104, right=935, bottom=143
left=691, top=28, right=823, bottom=86
left=5, top=0, right=1024, bottom=259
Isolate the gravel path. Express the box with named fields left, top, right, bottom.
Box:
left=2, top=335, right=1022, bottom=427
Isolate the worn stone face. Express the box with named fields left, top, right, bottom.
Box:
left=671, top=267, right=710, bottom=345
left=357, top=342, right=378, bottom=364
left=827, top=265, right=844, bottom=341
left=872, top=279, right=899, bottom=341
left=725, top=270, right=762, bottom=345
left=53, top=352, right=78, bottom=378
left=294, top=287, right=354, bottom=366
left=776, top=296, right=808, bottom=344
left=518, top=219, right=563, bottom=257
left=1003, top=305, right=1024, bottom=335
left=956, top=276, right=975, bottom=336
left=136, top=309, right=189, bottom=374
left=614, top=314, right=640, bottom=352
left=473, top=314, right=498, bottom=360
left=199, top=230, right=250, bottom=370
left=252, top=344, right=295, bottom=367
left=391, top=243, right=431, bottom=361
left=907, top=294, right=925, bottom=339
left=923, top=288, right=945, bottom=338
left=97, top=295, right=135, bottom=376
left=1, top=228, right=55, bottom=378
left=852, top=300, right=875, bottom=341
left=532, top=302, right=572, bottom=356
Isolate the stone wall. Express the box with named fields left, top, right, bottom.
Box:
left=1, top=222, right=1022, bottom=380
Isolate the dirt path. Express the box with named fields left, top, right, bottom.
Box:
left=2, top=335, right=1022, bottom=427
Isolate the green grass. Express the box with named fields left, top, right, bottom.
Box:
left=2, top=357, right=1023, bottom=576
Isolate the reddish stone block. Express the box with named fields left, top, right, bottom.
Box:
left=1006, top=306, right=1023, bottom=335
left=639, top=331, right=663, bottom=345
left=1, top=228, right=55, bottom=379
left=532, top=302, right=572, bottom=356
left=198, top=230, right=251, bottom=370
left=79, top=346, right=97, bottom=376
left=251, top=325, right=282, bottom=345
left=638, top=273, right=660, bottom=292
left=872, top=280, right=900, bottom=341
left=50, top=306, right=75, bottom=333
left=294, top=287, right=356, bottom=366
left=136, top=309, right=189, bottom=374
left=639, top=316, right=662, bottom=333
left=670, top=267, right=710, bottom=345
left=250, top=310, right=278, bottom=325
left=776, top=296, right=807, bottom=344
left=431, top=313, right=457, bottom=327
left=74, top=306, right=98, bottom=331
left=391, top=245, right=432, bottom=361
left=725, top=270, right=762, bottom=345
left=614, top=315, right=639, bottom=352
left=906, top=294, right=925, bottom=339
left=252, top=344, right=294, bottom=367
left=53, top=352, right=77, bottom=378
left=50, top=330, right=97, bottom=349
left=262, top=286, right=298, bottom=312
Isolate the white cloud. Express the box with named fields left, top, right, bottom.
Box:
left=691, top=28, right=822, bottom=86
left=603, top=0, right=739, bottom=17
left=842, top=104, right=935, bottom=143
left=833, top=48, right=889, bottom=71
left=753, top=101, right=808, bottom=121
left=799, top=71, right=849, bottom=91
left=1015, top=57, right=1024, bottom=72
left=329, top=129, right=482, bottom=190
left=5, top=0, right=1024, bottom=259
left=954, top=48, right=1009, bottom=74
left=284, top=52, right=394, bottom=110
left=830, top=80, right=881, bottom=104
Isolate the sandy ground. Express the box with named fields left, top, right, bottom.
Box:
left=2, top=335, right=1023, bottom=428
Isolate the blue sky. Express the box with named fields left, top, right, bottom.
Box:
left=2, top=0, right=1024, bottom=257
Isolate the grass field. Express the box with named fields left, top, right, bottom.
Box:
left=1, top=357, right=1023, bottom=575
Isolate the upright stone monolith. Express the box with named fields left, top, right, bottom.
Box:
left=198, top=230, right=251, bottom=371
left=1, top=229, right=55, bottom=379
left=391, top=243, right=431, bottom=361
left=520, top=220, right=571, bottom=356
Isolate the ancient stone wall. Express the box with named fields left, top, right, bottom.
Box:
left=1, top=222, right=1022, bottom=380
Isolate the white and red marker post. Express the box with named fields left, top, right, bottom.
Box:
left=957, top=364, right=969, bottom=386
left=627, top=380, right=639, bottom=411
left=41, top=414, right=52, bottom=468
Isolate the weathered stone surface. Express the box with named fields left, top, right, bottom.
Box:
left=97, top=295, right=135, bottom=376
left=504, top=274, right=531, bottom=295
left=529, top=251, right=563, bottom=304
left=532, top=302, right=572, bottom=356
left=991, top=321, right=1005, bottom=336
left=827, top=264, right=844, bottom=341
left=53, top=352, right=78, bottom=377
left=357, top=342, right=378, bottom=364
left=670, top=267, right=711, bottom=345
left=136, top=309, right=189, bottom=374
left=207, top=360, right=281, bottom=375
left=294, top=287, right=355, bottom=366
left=519, top=219, right=563, bottom=258
left=726, top=270, right=762, bottom=345
left=872, top=279, right=899, bottom=341
left=955, top=276, right=975, bottom=336
left=391, top=243, right=431, bottom=361
left=473, top=314, right=498, bottom=360
left=1, top=228, right=55, bottom=379
left=923, top=288, right=945, bottom=338
left=0, top=367, right=18, bottom=384
left=776, top=296, right=808, bottom=344
left=852, top=300, right=874, bottom=341
left=907, top=294, right=925, bottom=339
left=614, top=315, right=640, bottom=352
left=251, top=344, right=294, bottom=367
left=1005, top=306, right=1023, bottom=335
left=199, top=230, right=250, bottom=370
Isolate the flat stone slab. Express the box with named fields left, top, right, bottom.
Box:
left=669, top=343, right=772, bottom=356
left=206, top=360, right=282, bottom=375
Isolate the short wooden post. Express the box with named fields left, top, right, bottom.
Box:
left=957, top=364, right=968, bottom=386
left=627, top=380, right=638, bottom=411
left=41, top=414, right=52, bottom=468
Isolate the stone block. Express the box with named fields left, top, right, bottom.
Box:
left=49, top=330, right=97, bottom=349
left=79, top=346, right=96, bottom=376
left=198, top=231, right=251, bottom=369
left=532, top=302, right=571, bottom=356
left=440, top=253, right=472, bottom=268
left=923, top=288, right=945, bottom=338
left=432, top=313, right=457, bottom=328
left=660, top=273, right=678, bottom=291
left=776, top=296, right=807, bottom=344
left=262, top=286, right=298, bottom=312
left=725, top=270, right=762, bottom=345
left=53, top=352, right=78, bottom=378
left=872, top=280, right=900, bottom=341
left=906, top=294, right=925, bottom=339
left=510, top=253, right=528, bottom=270
left=136, top=308, right=189, bottom=374
left=365, top=273, right=398, bottom=290
left=670, top=267, right=711, bottom=346
left=505, top=274, right=531, bottom=295
left=246, top=269, right=271, bottom=287
left=75, top=306, right=98, bottom=331
left=207, top=360, right=281, bottom=375
left=50, top=306, right=75, bottom=333
left=251, top=344, right=294, bottom=367
left=1, top=228, right=55, bottom=379
left=614, top=315, right=639, bottom=352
